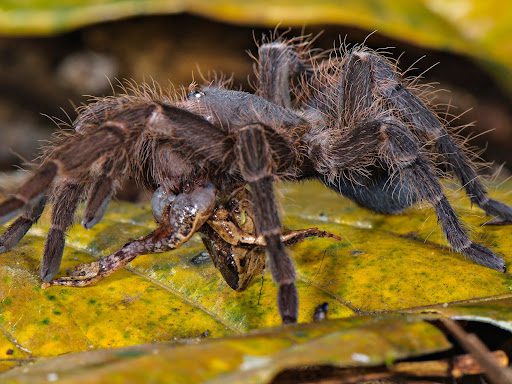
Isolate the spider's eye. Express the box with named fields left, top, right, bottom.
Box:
left=187, top=90, right=205, bottom=99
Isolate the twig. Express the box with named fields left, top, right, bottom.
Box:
left=392, top=350, right=508, bottom=378
left=439, top=317, right=512, bottom=384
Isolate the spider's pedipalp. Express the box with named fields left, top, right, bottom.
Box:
left=159, top=103, right=233, bottom=166
left=235, top=123, right=298, bottom=323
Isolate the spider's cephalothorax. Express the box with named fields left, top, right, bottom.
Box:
left=1, top=35, right=511, bottom=324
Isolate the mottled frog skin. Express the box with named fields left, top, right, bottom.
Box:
left=44, top=186, right=337, bottom=291
left=201, top=189, right=338, bottom=291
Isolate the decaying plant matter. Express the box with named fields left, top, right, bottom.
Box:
left=0, top=33, right=511, bottom=324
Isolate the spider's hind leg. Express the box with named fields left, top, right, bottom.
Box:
left=364, top=50, right=512, bottom=224
left=379, top=120, right=505, bottom=271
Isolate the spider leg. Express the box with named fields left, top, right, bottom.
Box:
left=82, top=176, right=114, bottom=229
left=308, top=52, right=419, bottom=213
left=1, top=99, right=230, bottom=284
left=0, top=196, right=47, bottom=253
left=309, top=117, right=419, bottom=213
left=0, top=162, right=57, bottom=225
left=0, top=121, right=126, bottom=230
left=46, top=184, right=216, bottom=287
left=379, top=121, right=505, bottom=271
left=362, top=50, right=512, bottom=224
left=235, top=123, right=298, bottom=324
left=257, top=41, right=304, bottom=108
left=82, top=158, right=121, bottom=229
left=0, top=120, right=129, bottom=281
left=41, top=182, right=84, bottom=282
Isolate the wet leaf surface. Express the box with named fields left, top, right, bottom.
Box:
left=0, top=180, right=511, bottom=381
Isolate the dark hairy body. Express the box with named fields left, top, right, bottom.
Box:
left=0, top=34, right=511, bottom=324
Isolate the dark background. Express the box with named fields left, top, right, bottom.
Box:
left=1, top=14, right=510, bottom=195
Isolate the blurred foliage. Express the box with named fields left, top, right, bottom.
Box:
left=0, top=180, right=511, bottom=379
left=0, top=1, right=511, bottom=93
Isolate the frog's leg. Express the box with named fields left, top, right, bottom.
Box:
left=44, top=184, right=216, bottom=287
left=203, top=215, right=339, bottom=291
left=207, top=216, right=339, bottom=246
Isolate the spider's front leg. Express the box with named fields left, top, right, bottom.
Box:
left=0, top=196, right=46, bottom=253
left=45, top=184, right=216, bottom=287
left=234, top=123, right=299, bottom=324
left=0, top=116, right=143, bottom=281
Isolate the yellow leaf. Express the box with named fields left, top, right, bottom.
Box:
left=0, top=180, right=511, bottom=378
left=1, top=314, right=452, bottom=383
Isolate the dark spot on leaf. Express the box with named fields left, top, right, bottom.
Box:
left=200, top=329, right=210, bottom=338
left=41, top=318, right=50, bottom=325
left=53, top=309, right=62, bottom=316
left=402, top=231, right=422, bottom=241
left=6, top=349, right=13, bottom=355
left=46, top=294, right=56, bottom=301
left=294, top=330, right=308, bottom=338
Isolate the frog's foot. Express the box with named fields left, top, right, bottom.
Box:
left=42, top=237, right=150, bottom=288
left=282, top=227, right=340, bottom=245
left=42, top=260, right=102, bottom=288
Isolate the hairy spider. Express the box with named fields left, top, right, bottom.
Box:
left=1, top=34, right=511, bottom=324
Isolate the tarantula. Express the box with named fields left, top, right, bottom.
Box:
left=1, top=35, right=511, bottom=324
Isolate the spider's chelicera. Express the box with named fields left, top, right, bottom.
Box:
left=1, top=35, right=511, bottom=324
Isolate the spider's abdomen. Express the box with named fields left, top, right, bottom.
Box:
left=326, top=165, right=418, bottom=214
